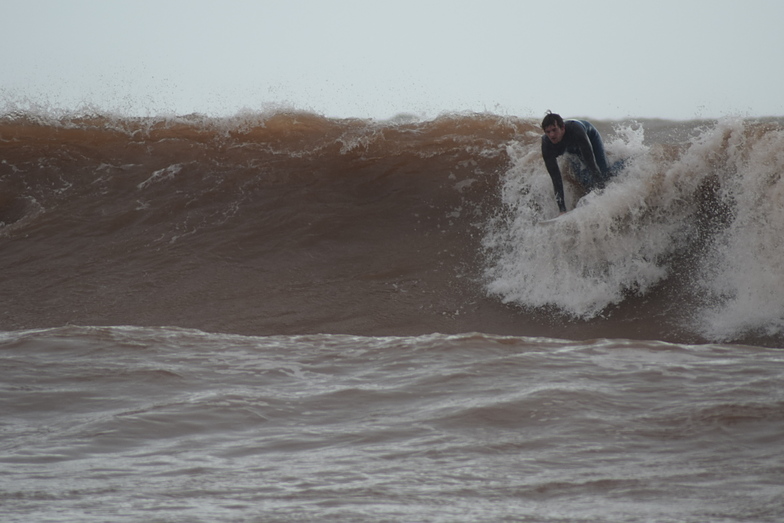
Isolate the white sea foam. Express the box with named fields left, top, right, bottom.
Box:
left=691, top=121, right=784, bottom=340
left=483, top=119, right=784, bottom=341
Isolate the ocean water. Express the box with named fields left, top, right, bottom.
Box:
left=2, top=110, right=783, bottom=521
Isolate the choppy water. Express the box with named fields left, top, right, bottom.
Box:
left=1, top=326, right=783, bottom=522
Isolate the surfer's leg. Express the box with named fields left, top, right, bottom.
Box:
left=570, top=157, right=596, bottom=191
left=584, top=123, right=610, bottom=181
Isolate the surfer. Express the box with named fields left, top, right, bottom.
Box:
left=541, top=111, right=611, bottom=213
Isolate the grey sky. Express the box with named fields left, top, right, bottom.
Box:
left=3, top=0, right=782, bottom=119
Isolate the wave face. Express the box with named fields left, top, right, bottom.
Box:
left=1, top=111, right=783, bottom=345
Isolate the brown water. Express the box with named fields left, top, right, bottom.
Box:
left=2, top=112, right=783, bottom=345
left=2, top=326, right=784, bottom=522
left=2, top=111, right=784, bottom=522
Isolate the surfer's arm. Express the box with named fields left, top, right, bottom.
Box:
left=542, top=141, right=567, bottom=213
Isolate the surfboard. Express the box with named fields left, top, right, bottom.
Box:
left=538, top=215, right=566, bottom=225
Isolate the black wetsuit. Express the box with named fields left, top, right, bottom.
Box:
left=541, top=120, right=609, bottom=212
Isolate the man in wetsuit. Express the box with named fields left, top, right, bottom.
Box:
left=541, top=111, right=611, bottom=213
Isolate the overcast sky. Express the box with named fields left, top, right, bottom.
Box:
left=3, top=0, right=783, bottom=120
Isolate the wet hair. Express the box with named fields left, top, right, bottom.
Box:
left=541, top=111, right=564, bottom=130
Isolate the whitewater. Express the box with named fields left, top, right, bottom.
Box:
left=1, top=109, right=783, bottom=522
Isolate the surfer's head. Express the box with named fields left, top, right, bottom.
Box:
left=542, top=111, right=565, bottom=144
left=541, top=111, right=563, bottom=130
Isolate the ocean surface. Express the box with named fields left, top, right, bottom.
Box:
left=2, top=110, right=783, bottom=522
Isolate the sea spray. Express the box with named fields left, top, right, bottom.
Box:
left=483, top=118, right=784, bottom=342
left=690, top=120, right=784, bottom=340
left=482, top=122, right=685, bottom=318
